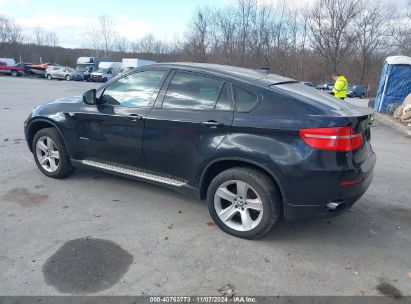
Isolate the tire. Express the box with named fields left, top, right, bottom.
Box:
left=47, top=74, right=52, bottom=80
left=102, top=77, right=108, bottom=83
left=361, top=93, right=365, bottom=99
left=32, top=127, right=75, bottom=178
left=65, top=75, right=71, bottom=81
left=11, top=70, right=18, bottom=77
left=207, top=167, right=281, bottom=239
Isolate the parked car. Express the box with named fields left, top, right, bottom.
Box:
left=0, top=61, right=25, bottom=77
left=45, top=66, right=83, bottom=81
left=301, top=81, right=314, bottom=87
left=316, top=83, right=334, bottom=90
left=24, top=63, right=375, bottom=239
left=347, top=85, right=366, bottom=98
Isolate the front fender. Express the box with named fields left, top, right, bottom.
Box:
left=25, top=117, right=70, bottom=156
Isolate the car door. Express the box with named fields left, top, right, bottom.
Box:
left=56, top=67, right=65, bottom=79
left=143, top=70, right=234, bottom=184
left=73, top=69, right=169, bottom=168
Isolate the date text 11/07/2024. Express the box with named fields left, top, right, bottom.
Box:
left=149, top=296, right=257, bottom=303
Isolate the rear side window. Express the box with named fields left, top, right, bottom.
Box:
left=162, top=72, right=223, bottom=110
left=233, top=86, right=257, bottom=112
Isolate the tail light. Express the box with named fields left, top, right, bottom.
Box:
left=299, top=126, right=362, bottom=151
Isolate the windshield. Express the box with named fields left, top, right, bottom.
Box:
left=66, top=67, right=75, bottom=73
left=94, top=68, right=107, bottom=73
left=76, top=66, right=88, bottom=72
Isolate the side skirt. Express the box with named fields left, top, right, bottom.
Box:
left=71, top=158, right=201, bottom=199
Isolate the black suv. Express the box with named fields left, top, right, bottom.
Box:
left=24, top=63, right=376, bottom=239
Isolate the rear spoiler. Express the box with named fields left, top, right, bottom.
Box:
left=269, top=81, right=300, bottom=86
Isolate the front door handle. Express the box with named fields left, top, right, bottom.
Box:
left=202, top=120, right=224, bottom=128
left=126, top=114, right=142, bottom=121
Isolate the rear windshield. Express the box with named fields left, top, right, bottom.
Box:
left=271, top=82, right=357, bottom=114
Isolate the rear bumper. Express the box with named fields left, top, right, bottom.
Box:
left=282, top=150, right=376, bottom=221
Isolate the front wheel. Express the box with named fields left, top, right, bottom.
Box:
left=47, top=74, right=52, bottom=80
left=207, top=167, right=281, bottom=239
left=11, top=70, right=18, bottom=77
left=32, top=128, right=75, bottom=178
left=65, top=75, right=71, bottom=81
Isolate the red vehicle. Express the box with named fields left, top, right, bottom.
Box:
left=0, top=61, right=25, bottom=77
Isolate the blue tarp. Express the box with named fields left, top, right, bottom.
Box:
left=374, top=56, right=411, bottom=113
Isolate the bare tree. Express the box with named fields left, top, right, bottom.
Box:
left=85, top=22, right=101, bottom=56
left=0, top=16, right=11, bottom=43
left=114, top=36, right=129, bottom=53
left=355, top=0, right=393, bottom=83
left=99, top=15, right=114, bottom=57
left=236, top=0, right=257, bottom=65
left=33, top=26, right=46, bottom=46
left=307, top=0, right=361, bottom=73
left=85, top=15, right=115, bottom=57
left=184, top=7, right=212, bottom=62
left=1, top=16, right=23, bottom=44
left=45, top=31, right=59, bottom=47
left=389, top=5, right=411, bottom=56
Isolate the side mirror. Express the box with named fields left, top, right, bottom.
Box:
left=83, top=89, right=97, bottom=105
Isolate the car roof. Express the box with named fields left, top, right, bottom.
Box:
left=150, top=62, right=296, bottom=85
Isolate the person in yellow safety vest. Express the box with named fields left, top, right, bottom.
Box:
left=332, top=73, right=348, bottom=100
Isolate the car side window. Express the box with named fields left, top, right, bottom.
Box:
left=99, top=70, right=167, bottom=107
left=162, top=72, right=223, bottom=110
left=214, top=83, right=232, bottom=111
left=233, top=86, right=257, bottom=112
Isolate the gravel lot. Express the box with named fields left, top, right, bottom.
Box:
left=0, top=77, right=410, bottom=296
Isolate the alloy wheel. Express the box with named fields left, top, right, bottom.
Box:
left=214, top=180, right=264, bottom=231
left=35, top=136, right=60, bottom=172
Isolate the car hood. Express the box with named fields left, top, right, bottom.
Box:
left=50, top=96, right=82, bottom=104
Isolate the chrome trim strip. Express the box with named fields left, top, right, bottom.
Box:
left=80, top=159, right=186, bottom=187
left=303, top=134, right=362, bottom=139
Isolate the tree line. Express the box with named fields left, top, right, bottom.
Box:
left=1, top=0, right=410, bottom=94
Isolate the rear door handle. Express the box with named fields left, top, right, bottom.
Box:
left=202, top=120, right=224, bottom=128
left=126, top=114, right=142, bottom=121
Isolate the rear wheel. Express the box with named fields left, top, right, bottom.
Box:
left=207, top=167, right=281, bottom=239
left=32, top=128, right=75, bottom=178
left=47, top=74, right=52, bottom=80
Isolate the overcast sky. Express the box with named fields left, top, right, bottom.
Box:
left=0, top=0, right=409, bottom=49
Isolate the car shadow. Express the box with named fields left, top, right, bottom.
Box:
left=68, top=167, right=205, bottom=206
left=263, top=196, right=409, bottom=246
left=60, top=168, right=410, bottom=245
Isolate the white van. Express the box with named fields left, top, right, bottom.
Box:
left=120, top=58, right=156, bottom=74
left=90, top=62, right=122, bottom=82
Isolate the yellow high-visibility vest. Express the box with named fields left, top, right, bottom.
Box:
left=333, top=76, right=348, bottom=99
